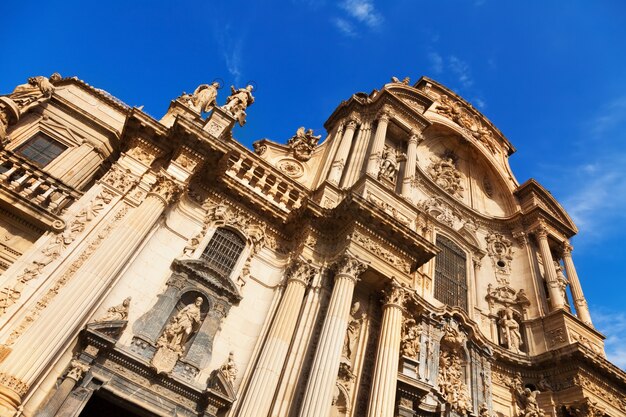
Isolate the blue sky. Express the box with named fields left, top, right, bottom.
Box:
left=2, top=1, right=626, bottom=367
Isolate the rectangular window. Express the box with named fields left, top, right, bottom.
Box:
left=434, top=235, right=468, bottom=310
left=15, top=133, right=67, bottom=168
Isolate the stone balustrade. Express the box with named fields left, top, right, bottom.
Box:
left=224, top=152, right=305, bottom=211
left=0, top=150, right=80, bottom=215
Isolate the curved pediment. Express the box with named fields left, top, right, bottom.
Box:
left=384, top=82, right=434, bottom=114
left=171, top=258, right=242, bottom=304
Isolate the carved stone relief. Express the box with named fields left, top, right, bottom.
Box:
left=427, top=153, right=464, bottom=198
left=416, top=196, right=460, bottom=228
left=400, top=317, right=422, bottom=359
left=277, top=158, right=304, bottom=178
left=485, top=232, right=514, bottom=275
left=378, top=144, right=405, bottom=185
left=94, top=297, right=131, bottom=322
left=508, top=372, right=545, bottom=417
left=438, top=323, right=472, bottom=415
left=287, top=126, right=321, bottom=161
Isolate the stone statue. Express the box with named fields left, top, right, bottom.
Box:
left=189, top=82, right=220, bottom=114
left=182, top=233, right=202, bottom=257
left=378, top=145, right=404, bottom=184
left=342, top=301, right=364, bottom=361
left=157, top=297, right=203, bottom=352
left=219, top=351, right=238, bottom=385
left=391, top=76, right=410, bottom=85
left=499, top=307, right=522, bottom=354
left=95, top=297, right=131, bottom=322
left=223, top=84, right=255, bottom=126
left=288, top=126, right=321, bottom=161
left=554, top=261, right=569, bottom=302
left=1, top=74, right=59, bottom=143
left=520, top=388, right=545, bottom=417
left=400, top=318, right=422, bottom=359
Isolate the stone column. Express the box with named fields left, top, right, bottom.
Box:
left=298, top=254, right=368, bottom=417
left=0, top=174, right=181, bottom=416
left=534, top=225, right=565, bottom=309
left=367, top=280, right=406, bottom=417
left=237, top=261, right=317, bottom=417
left=401, top=131, right=421, bottom=199
left=366, top=110, right=391, bottom=176
left=562, top=243, right=593, bottom=326
left=328, top=119, right=358, bottom=185
left=34, top=360, right=89, bottom=417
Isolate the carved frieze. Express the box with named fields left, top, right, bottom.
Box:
left=350, top=230, right=411, bottom=273
left=102, top=165, right=138, bottom=194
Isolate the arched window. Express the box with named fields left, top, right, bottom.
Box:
left=434, top=235, right=468, bottom=310
left=200, top=227, right=245, bottom=277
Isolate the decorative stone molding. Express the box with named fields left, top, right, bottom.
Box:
left=416, top=196, right=460, bottom=228
left=485, top=232, right=514, bottom=275
left=0, top=189, right=116, bottom=316
left=365, top=191, right=412, bottom=227
left=350, top=230, right=411, bottom=274
left=400, top=317, right=422, bottom=360
left=102, top=164, right=138, bottom=194
left=427, top=153, right=464, bottom=198
left=149, top=173, right=182, bottom=204
left=126, top=136, right=162, bottom=166
left=277, top=158, right=304, bottom=178
left=172, top=146, right=203, bottom=173
left=573, top=373, right=626, bottom=413
left=0, top=372, right=29, bottom=397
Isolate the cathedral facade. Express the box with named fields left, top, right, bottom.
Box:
left=0, top=73, right=624, bottom=417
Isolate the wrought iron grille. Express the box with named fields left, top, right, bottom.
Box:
left=434, top=235, right=468, bottom=311
left=200, top=228, right=245, bottom=277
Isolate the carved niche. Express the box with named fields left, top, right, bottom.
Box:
left=378, top=144, right=405, bottom=186
left=427, top=152, right=464, bottom=198
left=131, top=258, right=242, bottom=381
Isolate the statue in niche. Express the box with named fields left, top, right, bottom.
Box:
left=157, top=297, right=203, bottom=352
left=188, top=82, right=220, bottom=114
left=427, top=155, right=464, bottom=197
left=94, top=297, right=131, bottom=322
left=288, top=126, right=321, bottom=161
left=400, top=318, right=422, bottom=359
left=378, top=144, right=404, bottom=184
left=342, top=301, right=365, bottom=361
left=219, top=351, right=238, bottom=385
left=499, top=307, right=522, bottom=354
left=223, top=84, right=255, bottom=126
left=554, top=262, right=569, bottom=302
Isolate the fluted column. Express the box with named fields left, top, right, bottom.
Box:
left=0, top=174, right=181, bottom=416
left=238, top=261, right=317, bottom=417
left=298, top=254, right=368, bottom=417
left=401, top=131, right=422, bottom=199
left=328, top=119, right=358, bottom=185
left=535, top=225, right=565, bottom=309
left=34, top=360, right=90, bottom=417
left=367, top=110, right=391, bottom=176
left=367, top=280, right=406, bottom=417
left=562, top=243, right=593, bottom=326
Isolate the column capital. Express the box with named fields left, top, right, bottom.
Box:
left=409, top=129, right=424, bottom=144
left=65, top=360, right=90, bottom=382
left=148, top=172, right=182, bottom=205
left=345, top=113, right=361, bottom=127
left=533, top=222, right=549, bottom=239
left=286, top=259, right=318, bottom=287
left=333, top=253, right=368, bottom=281
left=562, top=241, right=574, bottom=256
left=377, top=106, right=392, bottom=122
left=383, top=278, right=408, bottom=308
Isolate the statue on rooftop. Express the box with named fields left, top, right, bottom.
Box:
left=189, top=82, right=220, bottom=114
left=223, top=84, right=255, bottom=126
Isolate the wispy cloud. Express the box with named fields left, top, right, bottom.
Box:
left=332, top=17, right=357, bottom=37
left=333, top=0, right=383, bottom=37
left=214, top=24, right=245, bottom=84
left=448, top=55, right=474, bottom=88
left=428, top=52, right=444, bottom=74
left=339, top=0, right=383, bottom=28
left=589, top=95, right=626, bottom=139
left=590, top=308, right=626, bottom=370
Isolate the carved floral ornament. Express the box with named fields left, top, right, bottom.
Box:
left=333, top=253, right=369, bottom=280
left=277, top=158, right=304, bottom=178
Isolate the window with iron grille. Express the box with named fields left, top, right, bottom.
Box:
left=200, top=228, right=245, bottom=277
left=15, top=133, right=67, bottom=168
left=434, top=235, right=468, bottom=310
